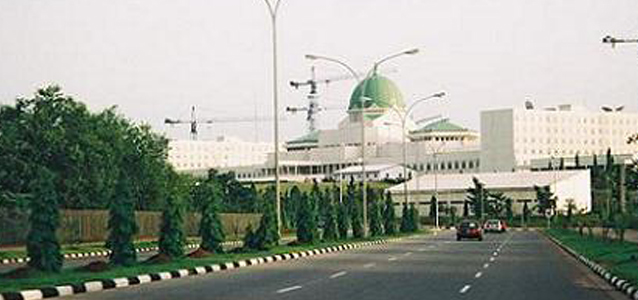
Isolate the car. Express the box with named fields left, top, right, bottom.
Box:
left=456, top=220, right=483, bottom=241
left=483, top=219, right=507, bottom=233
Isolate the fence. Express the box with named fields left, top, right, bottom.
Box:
left=0, top=209, right=261, bottom=246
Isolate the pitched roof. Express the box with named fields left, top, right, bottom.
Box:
left=411, top=118, right=468, bottom=134
left=287, top=130, right=319, bottom=145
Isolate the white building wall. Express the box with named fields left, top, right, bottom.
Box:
left=554, top=169, right=591, bottom=213
left=168, top=137, right=272, bottom=171
left=480, top=109, right=515, bottom=172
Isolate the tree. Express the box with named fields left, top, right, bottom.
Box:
left=522, top=201, right=531, bottom=225
left=534, top=185, right=556, bottom=217
left=349, top=180, right=364, bottom=238
left=400, top=203, right=410, bottom=233
left=26, top=168, right=63, bottom=272
left=194, top=180, right=225, bottom=253
left=106, top=173, right=138, bottom=266
left=296, top=192, right=318, bottom=243
left=337, top=200, right=350, bottom=239
left=382, top=192, right=397, bottom=235
left=158, top=190, right=186, bottom=259
left=249, top=186, right=280, bottom=250
left=463, top=200, right=469, bottom=218
left=429, top=195, right=438, bottom=223
left=466, top=177, right=487, bottom=220
left=322, top=201, right=339, bottom=241
left=504, top=197, right=514, bottom=223
left=408, top=203, right=419, bottom=232
left=368, top=189, right=383, bottom=237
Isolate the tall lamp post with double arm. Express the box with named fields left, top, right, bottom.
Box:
left=305, top=49, right=420, bottom=236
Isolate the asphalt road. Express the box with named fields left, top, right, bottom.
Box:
left=65, top=230, right=626, bottom=300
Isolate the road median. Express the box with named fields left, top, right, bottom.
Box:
left=544, top=228, right=638, bottom=300
left=0, top=234, right=417, bottom=300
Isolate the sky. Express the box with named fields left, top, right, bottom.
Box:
left=1, top=0, right=637, bottom=143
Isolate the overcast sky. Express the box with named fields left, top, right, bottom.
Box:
left=1, top=0, right=637, bottom=142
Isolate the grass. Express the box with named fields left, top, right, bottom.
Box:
left=0, top=238, right=202, bottom=260
left=546, top=228, right=638, bottom=286
left=0, top=233, right=419, bottom=293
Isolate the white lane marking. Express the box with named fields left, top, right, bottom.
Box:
left=363, top=263, right=376, bottom=268
left=493, top=252, right=498, bottom=256
left=388, top=256, right=398, bottom=261
left=489, top=257, right=495, bottom=262
left=475, top=272, right=483, bottom=278
left=417, top=248, right=426, bottom=252
left=276, top=285, right=302, bottom=294
left=429, top=245, right=437, bottom=248
left=330, top=271, right=347, bottom=279
left=483, top=263, right=489, bottom=269
left=403, top=252, right=413, bottom=256
left=459, top=285, right=471, bottom=294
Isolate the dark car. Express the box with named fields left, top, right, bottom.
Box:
left=483, top=219, right=507, bottom=233
left=456, top=220, right=483, bottom=241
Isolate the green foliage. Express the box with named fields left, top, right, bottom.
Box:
left=287, top=186, right=302, bottom=229
left=429, top=195, right=438, bottom=221
left=522, top=201, right=531, bottom=224
left=466, top=177, right=487, bottom=220
left=462, top=200, right=469, bottom=218
left=350, top=187, right=364, bottom=238
left=337, top=201, right=350, bottom=239
left=382, top=192, right=397, bottom=235
left=26, top=168, right=63, bottom=272
left=409, top=203, right=419, bottom=232
left=296, top=192, right=318, bottom=244
left=193, top=180, right=225, bottom=253
left=0, top=85, right=174, bottom=211
left=247, top=187, right=280, bottom=250
left=400, top=203, right=410, bottom=233
left=158, top=189, right=186, bottom=259
left=367, top=189, right=383, bottom=237
left=322, top=201, right=339, bottom=241
left=534, top=185, right=556, bottom=216
left=106, top=174, right=138, bottom=266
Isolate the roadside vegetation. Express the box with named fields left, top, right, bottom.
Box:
left=546, top=228, right=638, bottom=286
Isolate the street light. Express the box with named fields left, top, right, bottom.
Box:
left=306, top=49, right=420, bottom=236
left=261, top=0, right=283, bottom=235
left=387, top=92, right=446, bottom=207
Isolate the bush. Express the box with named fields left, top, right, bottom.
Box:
left=158, top=192, right=186, bottom=259
left=26, top=168, right=63, bottom=272
left=337, top=201, right=350, bottom=239
left=382, top=193, right=397, bottom=236
left=322, top=201, right=338, bottom=241
left=400, top=204, right=410, bottom=233
left=195, top=181, right=225, bottom=253
left=296, top=193, right=318, bottom=244
left=248, top=188, right=280, bottom=250
left=368, top=199, right=383, bottom=237
left=106, top=175, right=138, bottom=267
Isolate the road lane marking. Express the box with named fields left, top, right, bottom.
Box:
left=489, top=257, right=495, bottom=262
left=493, top=252, right=498, bottom=256
left=429, top=245, right=436, bottom=248
left=459, top=285, right=471, bottom=294
left=276, top=285, right=302, bottom=294
left=403, top=252, right=413, bottom=256
left=330, top=271, right=347, bottom=279
left=417, top=248, right=426, bottom=252
left=388, top=257, right=398, bottom=261
left=475, top=272, right=482, bottom=278
left=483, top=263, right=489, bottom=268
left=363, top=263, right=376, bottom=268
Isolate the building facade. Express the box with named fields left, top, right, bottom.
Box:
left=481, top=104, right=638, bottom=172
left=167, top=136, right=272, bottom=171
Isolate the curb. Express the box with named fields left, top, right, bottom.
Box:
left=0, top=242, right=242, bottom=265
left=544, top=233, right=638, bottom=300
left=0, top=238, right=399, bottom=300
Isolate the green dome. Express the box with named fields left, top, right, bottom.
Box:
left=348, top=74, right=405, bottom=111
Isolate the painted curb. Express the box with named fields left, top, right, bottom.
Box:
left=0, top=242, right=242, bottom=265
left=0, top=238, right=402, bottom=300
left=544, top=233, right=638, bottom=300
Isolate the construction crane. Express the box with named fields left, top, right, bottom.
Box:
left=288, top=66, right=361, bottom=133
left=165, top=106, right=274, bottom=140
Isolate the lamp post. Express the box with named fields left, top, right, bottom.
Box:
left=261, top=0, right=283, bottom=235
left=306, top=49, right=420, bottom=236
left=428, top=141, right=446, bottom=229
left=388, top=93, right=446, bottom=207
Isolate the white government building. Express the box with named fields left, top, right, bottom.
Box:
left=168, top=73, right=637, bottom=213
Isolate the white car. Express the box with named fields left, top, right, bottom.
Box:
left=483, top=219, right=507, bottom=233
